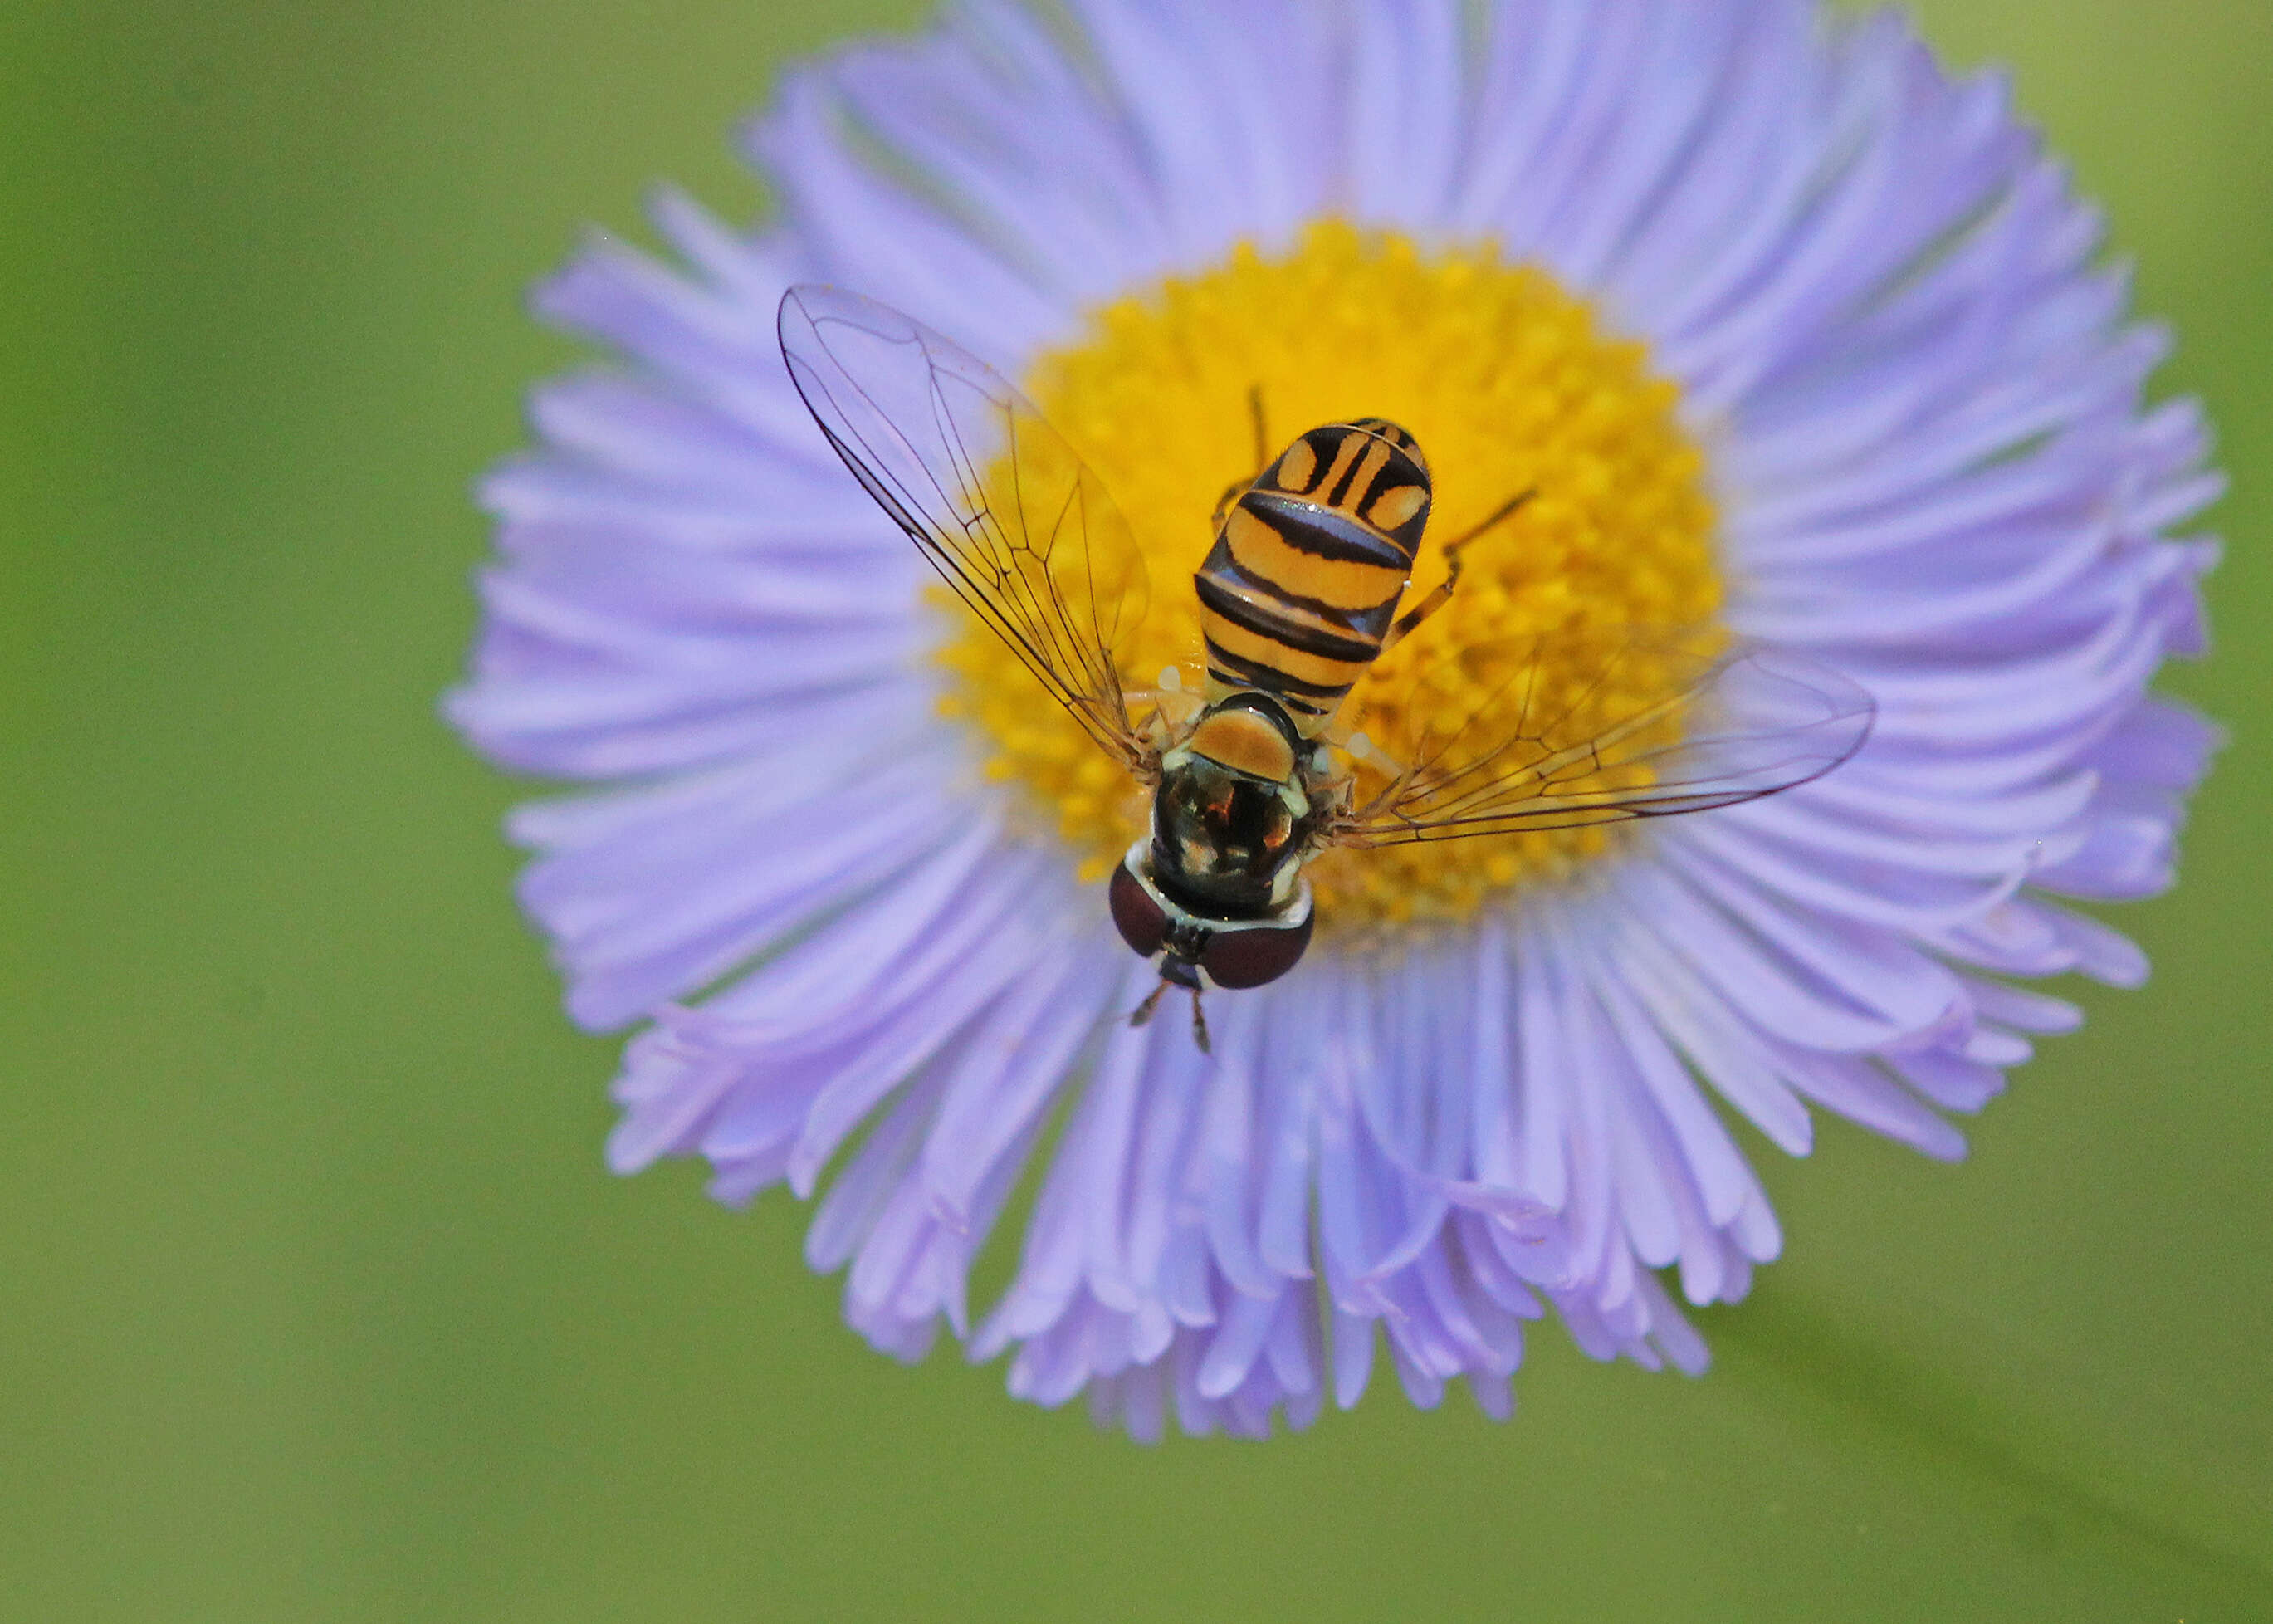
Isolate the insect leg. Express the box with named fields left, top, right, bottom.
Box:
left=1378, top=488, right=1537, bottom=653
left=1316, top=717, right=1410, bottom=780
left=1124, top=668, right=1205, bottom=750
left=1209, top=384, right=1273, bottom=529
left=1189, top=988, right=1212, bottom=1054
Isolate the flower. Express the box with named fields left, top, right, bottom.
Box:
left=449, top=0, right=2220, bottom=1440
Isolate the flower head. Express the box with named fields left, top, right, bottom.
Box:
left=451, top=0, right=2219, bottom=1439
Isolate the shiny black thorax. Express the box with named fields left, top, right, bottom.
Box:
left=1108, top=688, right=1326, bottom=1005
left=1148, top=695, right=1324, bottom=917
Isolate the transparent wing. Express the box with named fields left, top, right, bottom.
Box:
left=778, top=284, right=1154, bottom=774
left=1331, top=630, right=1875, bottom=848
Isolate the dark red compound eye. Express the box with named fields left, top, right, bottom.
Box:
left=1199, top=911, right=1314, bottom=989
left=1108, top=859, right=1168, bottom=957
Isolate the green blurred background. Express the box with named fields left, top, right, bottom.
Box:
left=2, top=1, right=2266, bottom=1617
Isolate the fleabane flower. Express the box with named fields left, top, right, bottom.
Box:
left=451, top=0, right=2219, bottom=1439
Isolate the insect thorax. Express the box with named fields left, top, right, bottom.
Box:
left=1150, top=694, right=1326, bottom=916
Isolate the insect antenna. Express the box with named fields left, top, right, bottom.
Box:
left=1127, top=979, right=1171, bottom=1030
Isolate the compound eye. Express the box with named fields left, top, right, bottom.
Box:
left=1108, top=858, right=1168, bottom=957
left=1200, top=910, right=1314, bottom=989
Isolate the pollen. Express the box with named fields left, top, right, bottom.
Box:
left=933, top=222, right=1722, bottom=931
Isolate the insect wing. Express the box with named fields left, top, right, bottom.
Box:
left=778, top=285, right=1152, bottom=771
left=1333, top=631, right=1874, bottom=847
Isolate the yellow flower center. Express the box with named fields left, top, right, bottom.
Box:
left=935, top=222, right=1722, bottom=932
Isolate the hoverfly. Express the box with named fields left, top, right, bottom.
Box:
left=779, top=286, right=1874, bottom=1049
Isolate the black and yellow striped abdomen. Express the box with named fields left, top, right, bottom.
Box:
left=1194, top=418, right=1432, bottom=736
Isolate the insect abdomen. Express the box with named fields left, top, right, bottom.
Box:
left=1194, top=418, right=1432, bottom=736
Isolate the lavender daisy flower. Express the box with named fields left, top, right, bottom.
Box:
left=450, top=0, right=2219, bottom=1439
